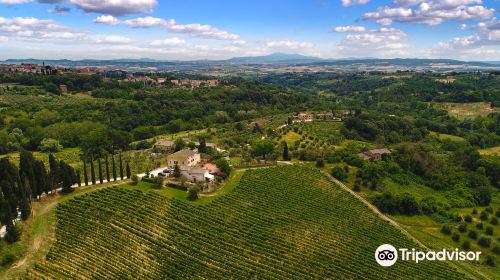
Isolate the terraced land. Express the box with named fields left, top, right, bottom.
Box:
left=29, top=166, right=465, bottom=279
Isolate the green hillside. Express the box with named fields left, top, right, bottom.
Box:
left=29, top=166, right=465, bottom=279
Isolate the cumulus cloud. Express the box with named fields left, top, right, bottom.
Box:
left=91, top=35, right=132, bottom=44
left=337, top=27, right=410, bottom=57
left=0, top=0, right=31, bottom=3
left=341, top=0, right=370, bottom=7
left=363, top=0, right=494, bottom=26
left=150, top=37, right=186, bottom=47
left=0, top=16, right=134, bottom=46
left=1, top=0, right=158, bottom=16
left=333, top=25, right=367, bottom=32
left=94, top=16, right=240, bottom=41
left=431, top=18, right=500, bottom=60
left=266, top=40, right=314, bottom=50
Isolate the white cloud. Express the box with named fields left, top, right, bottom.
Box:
left=266, top=40, right=314, bottom=50
left=0, top=36, right=8, bottom=42
left=150, top=37, right=185, bottom=46
left=459, top=23, right=467, bottom=30
left=337, top=27, right=410, bottom=57
left=363, top=0, right=494, bottom=26
left=166, top=20, right=239, bottom=40
left=91, top=35, right=133, bottom=44
left=341, top=0, right=370, bottom=7
left=0, top=0, right=31, bottom=3
left=333, top=25, right=367, bottom=32
left=93, top=15, right=120, bottom=25
left=67, top=0, right=157, bottom=16
left=1, top=0, right=158, bottom=16
left=94, top=16, right=240, bottom=41
left=123, top=16, right=169, bottom=28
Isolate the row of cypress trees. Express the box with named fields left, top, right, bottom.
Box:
left=0, top=151, right=77, bottom=243
left=81, top=153, right=131, bottom=186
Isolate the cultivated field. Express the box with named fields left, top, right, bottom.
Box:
left=28, top=166, right=465, bottom=279
left=433, top=102, right=500, bottom=120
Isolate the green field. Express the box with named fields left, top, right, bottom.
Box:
left=28, top=166, right=464, bottom=279
left=432, top=102, right=500, bottom=120
left=479, top=146, right=500, bottom=156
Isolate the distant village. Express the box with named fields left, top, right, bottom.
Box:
left=0, top=63, right=220, bottom=89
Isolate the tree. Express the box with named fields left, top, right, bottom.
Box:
left=60, top=161, right=76, bottom=194
left=173, top=163, right=181, bottom=179
left=19, top=150, right=36, bottom=199
left=40, top=138, right=62, bottom=152
left=33, top=160, right=48, bottom=195
left=331, top=167, right=348, bottom=181
left=198, top=138, right=207, bottom=153
left=18, top=175, right=32, bottom=220
left=112, top=154, right=117, bottom=181
left=105, top=154, right=111, bottom=182
left=119, top=153, right=124, bottom=180
left=251, top=140, right=275, bottom=160
left=316, top=158, right=325, bottom=168
left=126, top=162, right=131, bottom=179
left=89, top=155, right=96, bottom=185
left=215, top=158, right=231, bottom=179
left=174, top=138, right=186, bottom=151
left=188, top=184, right=202, bottom=201
left=83, top=157, right=89, bottom=186
left=282, top=142, right=290, bottom=161
left=98, top=158, right=103, bottom=184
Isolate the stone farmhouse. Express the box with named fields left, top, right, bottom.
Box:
left=358, top=148, right=391, bottom=161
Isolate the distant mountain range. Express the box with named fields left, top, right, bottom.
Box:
left=2, top=53, right=500, bottom=69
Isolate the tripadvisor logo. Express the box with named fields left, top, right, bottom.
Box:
left=375, top=244, right=481, bottom=267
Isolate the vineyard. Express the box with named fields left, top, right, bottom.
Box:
left=28, top=165, right=465, bottom=279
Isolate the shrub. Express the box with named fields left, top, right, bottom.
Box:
left=478, top=236, right=491, bottom=248
left=40, top=138, right=63, bottom=152
left=480, top=211, right=489, bottom=221
left=496, top=209, right=500, bottom=218
left=492, top=245, right=500, bottom=255
left=472, top=208, right=478, bottom=215
left=142, top=176, right=163, bottom=188
left=458, top=223, right=467, bottom=233
left=485, top=207, right=493, bottom=214
left=315, top=158, right=325, bottom=168
left=485, top=256, right=495, bottom=267
left=331, top=167, right=348, bottom=181
left=485, top=226, right=493, bottom=235
left=491, top=217, right=498, bottom=225
left=441, top=225, right=452, bottom=235
left=130, top=175, right=138, bottom=186
left=188, top=184, right=201, bottom=201
left=462, top=240, right=471, bottom=250
left=476, top=222, right=484, bottom=230
left=468, top=230, right=478, bottom=240
left=452, top=233, right=460, bottom=242
left=464, top=215, right=473, bottom=223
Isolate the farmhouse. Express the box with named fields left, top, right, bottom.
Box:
left=167, top=149, right=201, bottom=168
left=154, top=140, right=176, bottom=153
left=295, top=112, right=314, bottom=122
left=358, top=148, right=391, bottom=161
left=180, top=166, right=214, bottom=183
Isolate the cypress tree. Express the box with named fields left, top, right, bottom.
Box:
left=119, top=153, right=124, bottom=180
left=83, top=158, right=89, bottom=186
left=49, top=154, right=59, bottom=192
left=19, top=150, right=36, bottom=199
left=19, top=175, right=32, bottom=220
left=2, top=195, right=19, bottom=243
left=60, top=161, right=75, bottom=194
left=126, top=162, right=131, bottom=179
left=76, top=170, right=81, bottom=187
left=90, top=155, right=96, bottom=185
left=98, top=158, right=103, bottom=184
left=105, top=154, right=110, bottom=182
left=112, top=154, right=117, bottom=181
left=33, top=160, right=48, bottom=195
left=282, top=142, right=290, bottom=161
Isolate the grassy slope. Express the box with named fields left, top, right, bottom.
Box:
left=28, top=166, right=464, bottom=279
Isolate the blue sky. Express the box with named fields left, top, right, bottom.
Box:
left=0, top=0, right=499, bottom=60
